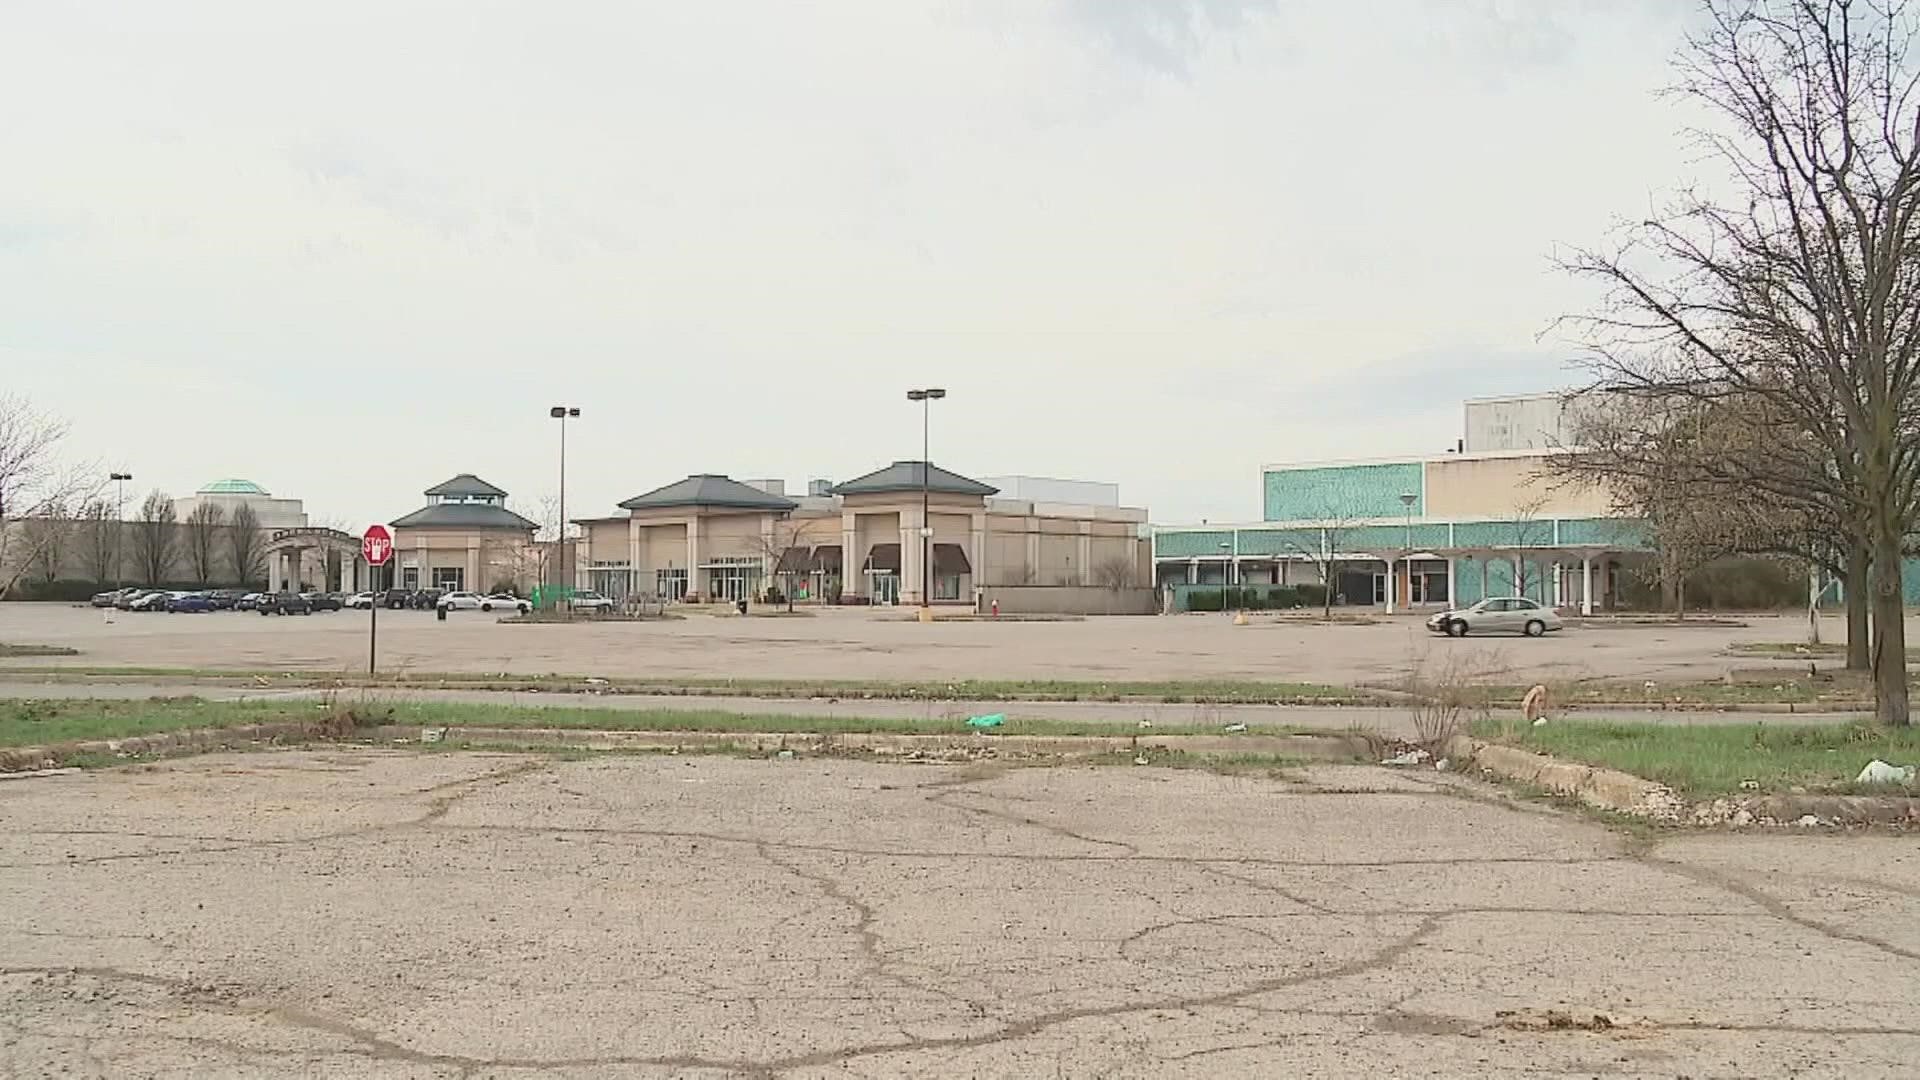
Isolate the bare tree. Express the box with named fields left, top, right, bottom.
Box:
left=1508, top=496, right=1552, bottom=602
left=1281, top=508, right=1364, bottom=619
left=182, top=502, right=226, bottom=585
left=74, top=500, right=115, bottom=585
left=1092, top=554, right=1135, bottom=590
left=0, top=395, right=99, bottom=598
left=1557, top=1, right=1920, bottom=723
left=226, top=503, right=266, bottom=586
left=130, top=490, right=177, bottom=586
left=21, top=503, right=71, bottom=585
left=741, top=514, right=822, bottom=612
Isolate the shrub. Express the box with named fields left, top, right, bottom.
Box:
left=1187, top=588, right=1224, bottom=612
left=1295, top=582, right=1329, bottom=607
left=763, top=586, right=785, bottom=605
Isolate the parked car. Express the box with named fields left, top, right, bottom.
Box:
left=1427, top=597, right=1563, bottom=638
left=481, top=593, right=531, bottom=613
left=129, top=590, right=174, bottom=612
left=168, top=592, right=216, bottom=613
left=411, top=589, right=445, bottom=610
left=568, top=590, right=616, bottom=613
left=91, top=587, right=137, bottom=608
left=115, top=589, right=157, bottom=610
left=257, top=592, right=313, bottom=616
left=235, top=592, right=265, bottom=612
left=209, top=589, right=249, bottom=610
left=303, top=592, right=343, bottom=612
left=344, top=592, right=376, bottom=609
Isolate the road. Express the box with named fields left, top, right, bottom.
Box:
left=1, top=749, right=1914, bottom=1077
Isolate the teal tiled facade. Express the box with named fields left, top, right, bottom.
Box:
left=1264, top=463, right=1423, bottom=522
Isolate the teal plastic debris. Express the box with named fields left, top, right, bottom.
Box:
left=965, top=713, right=1006, bottom=729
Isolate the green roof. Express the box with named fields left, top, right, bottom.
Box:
left=425, top=474, right=508, bottom=498
left=390, top=503, right=538, bottom=531
left=199, top=479, right=268, bottom=495
left=830, top=462, right=998, bottom=498
left=618, top=475, right=797, bottom=512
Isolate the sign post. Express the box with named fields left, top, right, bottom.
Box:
left=362, top=525, right=394, bottom=674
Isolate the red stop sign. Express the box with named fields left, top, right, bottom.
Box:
left=362, top=524, right=393, bottom=566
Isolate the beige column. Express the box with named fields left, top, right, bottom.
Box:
left=900, top=504, right=923, bottom=606
left=465, top=541, right=481, bottom=592
left=840, top=510, right=858, bottom=599
left=1077, top=522, right=1093, bottom=586
left=1025, top=521, right=1041, bottom=583
left=970, top=511, right=987, bottom=588
left=628, top=519, right=642, bottom=596
left=685, top=515, right=703, bottom=599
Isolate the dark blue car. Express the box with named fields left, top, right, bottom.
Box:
left=167, top=592, right=216, bottom=613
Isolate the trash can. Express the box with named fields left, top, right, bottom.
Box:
left=436, top=605, right=447, bottom=622
left=736, top=599, right=749, bottom=616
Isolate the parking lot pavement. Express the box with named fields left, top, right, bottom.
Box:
left=2, top=749, right=1915, bottom=1077
left=0, top=603, right=1879, bottom=687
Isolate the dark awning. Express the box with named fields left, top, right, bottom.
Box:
left=932, top=543, right=972, bottom=574
left=863, top=543, right=901, bottom=573
left=774, top=546, right=809, bottom=574
left=809, top=545, right=842, bottom=573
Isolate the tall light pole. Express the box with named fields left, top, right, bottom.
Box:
left=905, top=388, right=946, bottom=616
left=1398, top=492, right=1418, bottom=612
left=109, top=472, right=132, bottom=589
left=1219, top=541, right=1233, bottom=614
left=549, top=406, right=580, bottom=611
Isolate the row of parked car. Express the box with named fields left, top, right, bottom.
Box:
left=89, top=587, right=348, bottom=615
left=90, top=586, right=616, bottom=616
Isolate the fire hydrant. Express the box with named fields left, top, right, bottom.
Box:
left=990, top=599, right=1000, bottom=618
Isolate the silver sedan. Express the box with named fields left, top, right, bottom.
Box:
left=1426, top=597, right=1564, bottom=638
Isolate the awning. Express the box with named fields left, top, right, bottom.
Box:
left=932, top=543, right=972, bottom=574
left=774, top=546, right=809, bottom=574
left=809, top=545, right=842, bottom=573
left=863, top=543, right=901, bottom=573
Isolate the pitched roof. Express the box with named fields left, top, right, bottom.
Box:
left=830, top=461, right=998, bottom=498
left=424, top=474, right=508, bottom=498
left=618, top=475, right=798, bottom=512
left=389, top=503, right=538, bottom=531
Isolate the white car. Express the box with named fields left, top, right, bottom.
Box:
left=568, top=590, right=616, bottom=613
left=343, top=592, right=376, bottom=609
left=129, top=590, right=175, bottom=611
left=437, top=591, right=531, bottom=613
left=1426, top=597, right=1564, bottom=638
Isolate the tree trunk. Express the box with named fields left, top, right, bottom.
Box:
left=1870, top=526, right=1909, bottom=726
left=1846, top=538, right=1871, bottom=670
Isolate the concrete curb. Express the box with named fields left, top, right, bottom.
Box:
left=0, top=723, right=1374, bottom=772
left=1442, top=736, right=1686, bottom=820
left=1445, top=736, right=1920, bottom=827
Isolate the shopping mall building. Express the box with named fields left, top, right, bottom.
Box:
left=1151, top=393, right=1649, bottom=613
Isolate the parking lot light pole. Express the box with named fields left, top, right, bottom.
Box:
left=110, top=472, right=132, bottom=589
left=905, top=388, right=945, bottom=617
left=549, top=406, right=580, bottom=613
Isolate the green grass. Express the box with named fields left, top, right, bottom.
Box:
left=0, top=666, right=1372, bottom=704
left=0, top=696, right=1291, bottom=750
left=0, top=643, right=79, bottom=657
left=1473, top=717, right=1920, bottom=798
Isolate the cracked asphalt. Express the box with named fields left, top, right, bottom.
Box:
left=3, top=749, right=1917, bottom=1077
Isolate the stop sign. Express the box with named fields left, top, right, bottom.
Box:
left=362, top=524, right=393, bottom=566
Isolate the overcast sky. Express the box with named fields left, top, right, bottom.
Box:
left=1, top=0, right=1703, bottom=526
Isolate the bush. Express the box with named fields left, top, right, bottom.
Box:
left=1295, top=582, right=1329, bottom=607
left=1186, top=588, right=1224, bottom=612
left=763, top=586, right=785, bottom=605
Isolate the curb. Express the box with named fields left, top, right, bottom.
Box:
left=0, top=724, right=1374, bottom=772
left=1443, top=736, right=1685, bottom=820
left=1446, top=736, right=1920, bottom=826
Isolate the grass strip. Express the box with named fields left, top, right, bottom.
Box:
left=1472, top=717, right=1920, bottom=798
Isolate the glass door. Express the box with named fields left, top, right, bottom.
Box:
left=870, top=573, right=899, bottom=605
